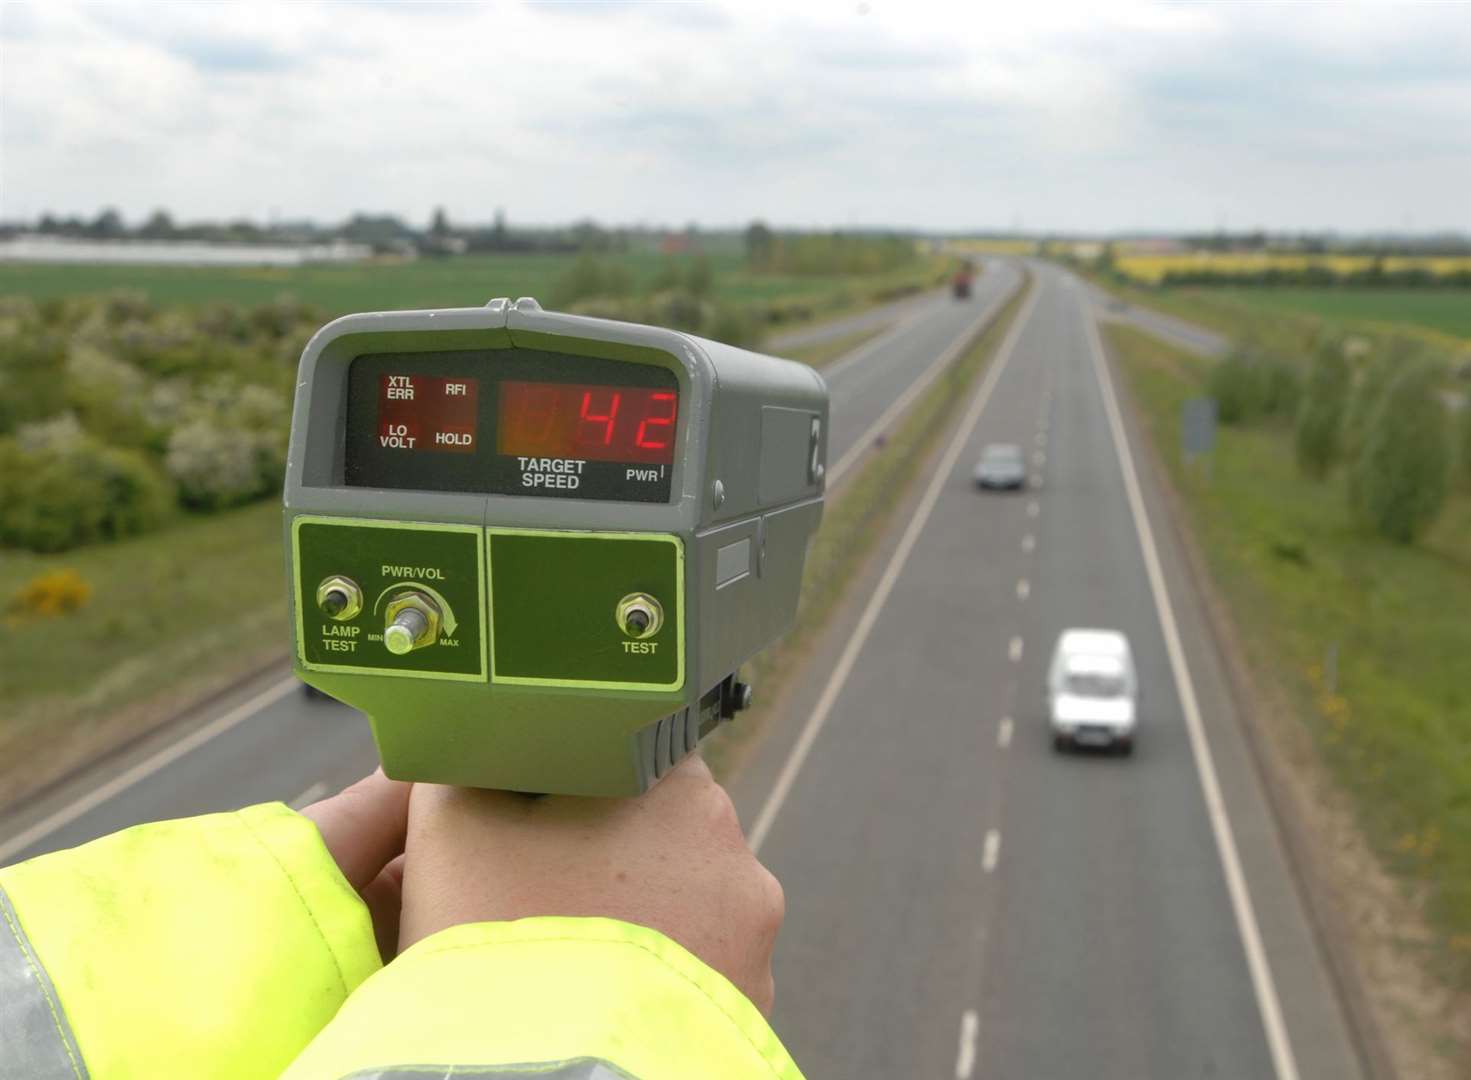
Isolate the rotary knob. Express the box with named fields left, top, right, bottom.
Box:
left=382, top=591, right=441, bottom=655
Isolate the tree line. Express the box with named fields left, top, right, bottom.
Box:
left=1206, top=334, right=1468, bottom=543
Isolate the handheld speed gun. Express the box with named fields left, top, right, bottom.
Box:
left=284, top=298, right=828, bottom=795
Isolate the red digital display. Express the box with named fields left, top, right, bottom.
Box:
left=497, top=381, right=678, bottom=465
left=378, top=375, right=479, bottom=454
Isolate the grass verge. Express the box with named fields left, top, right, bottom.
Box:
left=781, top=324, right=890, bottom=369
left=703, top=272, right=1032, bottom=778
left=1104, top=322, right=1471, bottom=996
left=0, top=501, right=287, bottom=805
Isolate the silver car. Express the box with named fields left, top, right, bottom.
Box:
left=973, top=443, right=1026, bottom=490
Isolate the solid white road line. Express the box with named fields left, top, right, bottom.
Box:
left=1081, top=290, right=1301, bottom=1080
left=288, top=780, right=330, bottom=810
left=982, top=828, right=1001, bottom=873
left=1016, top=578, right=1030, bottom=601
left=826, top=274, right=1021, bottom=487
left=747, top=285, right=1041, bottom=855
left=955, top=1009, right=980, bottom=1079
left=1021, top=533, right=1036, bottom=553
left=1008, top=636, right=1024, bottom=663
left=819, top=299, right=940, bottom=381
left=997, top=717, right=1014, bottom=748
left=0, top=676, right=299, bottom=864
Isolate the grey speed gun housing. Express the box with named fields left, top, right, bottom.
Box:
left=284, top=297, right=828, bottom=795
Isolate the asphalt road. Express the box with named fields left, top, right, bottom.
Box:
left=728, top=264, right=1363, bottom=1079
left=0, top=260, right=1022, bottom=864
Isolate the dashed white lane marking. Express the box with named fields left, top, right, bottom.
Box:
left=1016, top=578, right=1030, bottom=600
left=1082, top=292, right=1300, bottom=1080
left=1033, top=450, right=1046, bottom=467
left=955, top=1010, right=979, bottom=1079
left=1035, top=431, right=1047, bottom=446
left=0, top=676, right=299, bottom=864
left=1008, top=636, right=1024, bottom=662
left=982, top=829, right=1002, bottom=873
left=1031, top=475, right=1044, bottom=490
left=1022, top=533, right=1036, bottom=552
left=747, top=284, right=1041, bottom=855
left=998, top=717, right=1014, bottom=748
left=1027, top=500, right=1040, bottom=517
left=289, top=781, right=330, bottom=810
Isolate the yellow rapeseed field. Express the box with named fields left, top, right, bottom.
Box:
left=946, top=238, right=1038, bottom=256
left=1115, top=251, right=1471, bottom=283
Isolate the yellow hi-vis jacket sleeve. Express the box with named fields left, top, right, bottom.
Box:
left=280, top=917, right=805, bottom=1080
left=1, top=803, right=805, bottom=1079
left=0, top=802, right=382, bottom=1079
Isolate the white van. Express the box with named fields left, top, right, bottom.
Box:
left=1046, top=628, right=1138, bottom=755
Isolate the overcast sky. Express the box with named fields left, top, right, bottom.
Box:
left=3, top=1, right=1469, bottom=234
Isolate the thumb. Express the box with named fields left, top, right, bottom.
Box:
left=300, top=769, right=412, bottom=891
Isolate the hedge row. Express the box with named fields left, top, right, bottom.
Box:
left=0, top=291, right=312, bottom=552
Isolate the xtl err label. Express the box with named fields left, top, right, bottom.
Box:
left=294, top=517, right=486, bottom=681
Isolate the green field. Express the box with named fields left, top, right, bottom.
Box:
left=0, top=252, right=944, bottom=327
left=1106, top=323, right=1471, bottom=992
left=1199, top=287, right=1471, bottom=343
left=0, top=252, right=677, bottom=313
left=1099, top=277, right=1471, bottom=354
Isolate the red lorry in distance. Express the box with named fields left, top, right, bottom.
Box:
left=951, top=260, right=976, bottom=299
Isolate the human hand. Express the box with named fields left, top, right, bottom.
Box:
left=299, top=769, right=412, bottom=963
left=398, top=755, right=785, bottom=1014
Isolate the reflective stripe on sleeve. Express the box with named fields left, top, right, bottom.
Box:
left=0, top=884, right=89, bottom=1080
left=344, top=1060, right=632, bottom=1080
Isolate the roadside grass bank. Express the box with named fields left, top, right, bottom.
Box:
left=780, top=324, right=890, bottom=369
left=1104, top=323, right=1471, bottom=1043
left=704, top=272, right=1032, bottom=779
left=0, top=500, right=286, bottom=806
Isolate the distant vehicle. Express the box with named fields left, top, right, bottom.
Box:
left=1046, top=629, right=1138, bottom=755
left=973, top=443, right=1027, bottom=490
left=951, top=260, right=975, bottom=299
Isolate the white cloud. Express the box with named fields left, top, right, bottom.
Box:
left=2, top=0, right=1468, bottom=231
